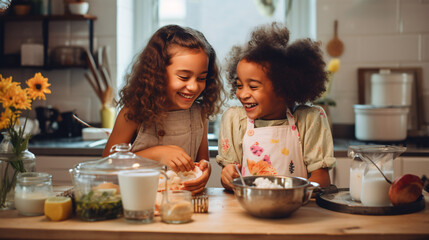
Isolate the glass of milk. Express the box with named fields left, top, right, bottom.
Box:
left=118, top=169, right=161, bottom=223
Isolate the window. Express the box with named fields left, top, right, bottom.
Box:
left=158, top=0, right=287, bottom=65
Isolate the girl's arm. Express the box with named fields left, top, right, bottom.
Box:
left=134, top=111, right=208, bottom=173
left=182, top=117, right=211, bottom=194
left=217, top=107, right=247, bottom=191
left=298, top=106, right=336, bottom=187
left=196, top=119, right=209, bottom=162
left=136, top=146, right=195, bottom=172
left=308, top=168, right=330, bottom=188
left=102, top=107, right=138, bottom=157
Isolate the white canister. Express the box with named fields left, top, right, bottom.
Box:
left=21, top=43, right=44, bottom=66
left=370, top=70, right=413, bottom=106
left=354, top=105, right=409, bottom=141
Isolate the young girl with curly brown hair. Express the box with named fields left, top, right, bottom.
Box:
left=103, top=25, right=224, bottom=194
left=217, top=22, right=336, bottom=191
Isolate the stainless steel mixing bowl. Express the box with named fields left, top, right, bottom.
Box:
left=232, top=176, right=319, bottom=218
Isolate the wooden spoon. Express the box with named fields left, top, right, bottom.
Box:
left=326, top=20, right=344, bottom=57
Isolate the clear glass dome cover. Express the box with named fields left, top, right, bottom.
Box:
left=73, top=143, right=164, bottom=175
left=348, top=145, right=407, bottom=159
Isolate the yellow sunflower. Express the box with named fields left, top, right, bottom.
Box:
left=327, top=58, right=340, bottom=74
left=2, top=85, right=32, bottom=110
left=26, top=72, right=51, bottom=100
left=0, top=74, right=19, bottom=99
left=0, top=108, right=14, bottom=130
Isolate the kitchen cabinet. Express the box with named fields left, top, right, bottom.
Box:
left=399, top=157, right=429, bottom=178
left=331, top=157, right=429, bottom=188
left=36, top=155, right=98, bottom=185
left=0, top=14, right=97, bottom=68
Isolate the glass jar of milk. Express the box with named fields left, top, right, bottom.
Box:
left=348, top=145, right=406, bottom=207
left=349, top=156, right=365, bottom=202
left=15, top=172, right=54, bottom=216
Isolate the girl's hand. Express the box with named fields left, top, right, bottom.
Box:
left=156, top=145, right=195, bottom=172
left=221, top=163, right=241, bottom=191
left=182, top=160, right=211, bottom=195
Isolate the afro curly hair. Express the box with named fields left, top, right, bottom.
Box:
left=224, top=22, right=328, bottom=108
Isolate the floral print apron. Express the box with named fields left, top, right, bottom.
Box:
left=241, top=108, right=307, bottom=177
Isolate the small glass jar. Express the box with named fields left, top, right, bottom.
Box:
left=15, top=172, right=54, bottom=216
left=161, top=190, right=193, bottom=224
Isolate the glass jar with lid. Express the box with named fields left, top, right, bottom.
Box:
left=348, top=155, right=365, bottom=202
left=348, top=145, right=406, bottom=206
left=69, top=143, right=164, bottom=221
left=14, top=172, right=54, bottom=216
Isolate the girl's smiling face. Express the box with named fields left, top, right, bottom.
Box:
left=165, top=47, right=208, bottom=111
left=236, top=59, right=287, bottom=120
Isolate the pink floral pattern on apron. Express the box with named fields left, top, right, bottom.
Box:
left=241, top=108, right=307, bottom=178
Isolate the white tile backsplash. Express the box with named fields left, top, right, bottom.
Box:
left=329, top=90, right=358, bottom=124
left=422, top=34, right=429, bottom=61
left=70, top=21, right=91, bottom=38
left=356, top=35, right=420, bottom=62
left=49, top=21, right=70, bottom=38
left=90, top=0, right=117, bottom=36
left=317, top=0, right=429, bottom=126
left=317, top=0, right=398, bottom=35
left=400, top=0, right=429, bottom=33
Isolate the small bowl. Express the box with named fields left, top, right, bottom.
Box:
left=14, top=4, right=31, bottom=16
left=232, top=175, right=319, bottom=218
left=68, top=2, right=89, bottom=15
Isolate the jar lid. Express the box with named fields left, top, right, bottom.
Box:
left=72, top=143, right=164, bottom=175
left=17, top=172, right=52, bottom=183
left=348, top=145, right=407, bottom=159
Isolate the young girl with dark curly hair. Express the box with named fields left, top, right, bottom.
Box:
left=217, top=22, right=336, bottom=190
left=103, top=25, right=224, bottom=194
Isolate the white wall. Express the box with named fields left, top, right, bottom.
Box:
left=316, top=0, right=429, bottom=130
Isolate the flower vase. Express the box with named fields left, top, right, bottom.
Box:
left=100, top=105, right=115, bottom=129
left=0, top=133, right=36, bottom=210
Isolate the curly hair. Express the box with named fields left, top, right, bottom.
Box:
left=119, top=25, right=224, bottom=127
left=224, top=22, right=328, bottom=107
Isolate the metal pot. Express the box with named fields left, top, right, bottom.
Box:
left=354, top=105, right=409, bottom=141
left=231, top=176, right=319, bottom=218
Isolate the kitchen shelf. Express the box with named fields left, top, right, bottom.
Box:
left=0, top=14, right=97, bottom=69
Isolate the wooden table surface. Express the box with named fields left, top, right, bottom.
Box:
left=0, top=187, right=428, bottom=240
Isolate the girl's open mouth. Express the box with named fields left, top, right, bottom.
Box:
left=178, top=92, right=195, bottom=100
left=243, top=103, right=257, bottom=111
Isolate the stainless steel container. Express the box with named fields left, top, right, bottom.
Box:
left=231, top=176, right=319, bottom=218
